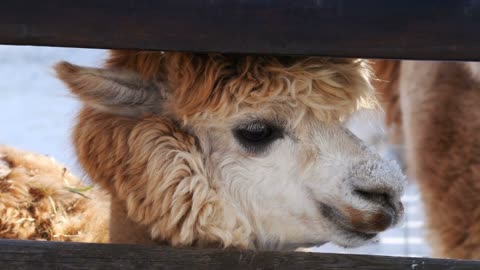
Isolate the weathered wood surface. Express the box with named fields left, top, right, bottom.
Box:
left=0, top=240, right=479, bottom=270
left=0, top=0, right=479, bottom=60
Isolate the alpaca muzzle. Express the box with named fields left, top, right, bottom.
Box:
left=340, top=158, right=405, bottom=234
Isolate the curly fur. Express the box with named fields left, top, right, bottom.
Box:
left=104, top=51, right=375, bottom=123
left=70, top=109, right=250, bottom=247
left=0, top=145, right=109, bottom=242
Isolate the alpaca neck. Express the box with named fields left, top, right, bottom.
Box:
left=109, top=196, right=156, bottom=245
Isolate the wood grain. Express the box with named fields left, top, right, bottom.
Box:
left=0, top=240, right=479, bottom=269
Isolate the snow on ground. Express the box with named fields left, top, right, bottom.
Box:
left=0, top=45, right=430, bottom=257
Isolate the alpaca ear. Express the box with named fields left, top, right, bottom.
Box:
left=54, top=61, right=167, bottom=117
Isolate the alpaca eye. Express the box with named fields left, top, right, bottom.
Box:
left=239, top=124, right=272, bottom=142
left=233, top=121, right=283, bottom=153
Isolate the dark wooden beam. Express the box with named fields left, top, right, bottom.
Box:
left=0, top=240, right=479, bottom=270
left=0, top=1, right=479, bottom=60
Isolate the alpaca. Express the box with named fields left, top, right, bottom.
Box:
left=372, top=60, right=402, bottom=146
left=0, top=144, right=109, bottom=242
left=1, top=51, right=406, bottom=251
left=372, top=60, right=480, bottom=259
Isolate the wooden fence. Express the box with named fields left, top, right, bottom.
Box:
left=1, top=0, right=480, bottom=269
left=0, top=240, right=479, bottom=270
left=0, top=0, right=479, bottom=60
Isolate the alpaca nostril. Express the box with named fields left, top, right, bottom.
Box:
left=354, top=189, right=392, bottom=207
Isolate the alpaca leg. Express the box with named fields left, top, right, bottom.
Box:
left=400, top=61, right=480, bottom=259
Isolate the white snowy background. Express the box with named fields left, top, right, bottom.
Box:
left=0, top=45, right=430, bottom=257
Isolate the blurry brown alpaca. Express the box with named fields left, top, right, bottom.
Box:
left=373, top=60, right=480, bottom=259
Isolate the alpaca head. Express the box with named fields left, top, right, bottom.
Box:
left=55, top=52, right=405, bottom=250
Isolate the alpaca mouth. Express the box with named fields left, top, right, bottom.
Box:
left=335, top=223, right=378, bottom=241
left=318, top=202, right=381, bottom=241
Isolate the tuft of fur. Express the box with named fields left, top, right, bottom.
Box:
left=0, top=145, right=109, bottom=243
left=104, top=51, right=376, bottom=124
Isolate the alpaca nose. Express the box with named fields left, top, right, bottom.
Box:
left=353, top=188, right=395, bottom=210
left=352, top=187, right=402, bottom=230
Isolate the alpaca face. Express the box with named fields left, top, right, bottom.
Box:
left=55, top=54, right=405, bottom=250
left=194, top=110, right=405, bottom=250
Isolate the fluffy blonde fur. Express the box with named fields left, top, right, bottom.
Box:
left=0, top=145, right=109, bottom=242
left=105, top=51, right=375, bottom=124
left=373, top=60, right=480, bottom=259
left=70, top=109, right=250, bottom=247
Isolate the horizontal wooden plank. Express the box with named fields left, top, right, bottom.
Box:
left=0, top=240, right=479, bottom=270
left=0, top=1, right=479, bottom=60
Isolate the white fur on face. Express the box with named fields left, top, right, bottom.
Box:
left=203, top=118, right=406, bottom=251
